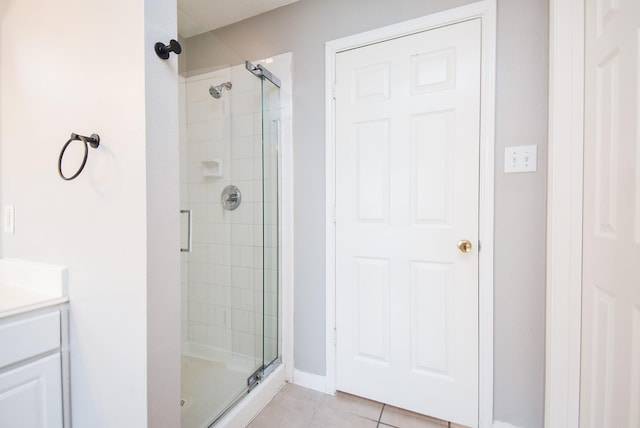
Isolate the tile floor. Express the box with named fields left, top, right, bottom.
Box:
left=248, top=383, right=468, bottom=428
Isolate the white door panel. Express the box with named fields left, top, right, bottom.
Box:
left=335, top=19, right=481, bottom=426
left=581, top=0, right=640, bottom=426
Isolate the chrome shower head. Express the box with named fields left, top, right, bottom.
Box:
left=209, top=82, right=232, bottom=99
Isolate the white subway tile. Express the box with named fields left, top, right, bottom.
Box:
left=231, top=266, right=250, bottom=289
left=208, top=285, right=226, bottom=305
left=231, top=224, right=250, bottom=245
left=189, top=323, right=207, bottom=343
left=208, top=326, right=227, bottom=348
left=241, top=289, right=256, bottom=312
left=231, top=136, right=255, bottom=160
left=187, top=99, right=224, bottom=123
left=231, top=309, right=250, bottom=333
left=188, top=301, right=201, bottom=322
left=215, top=306, right=227, bottom=327
left=215, top=265, right=231, bottom=286
left=231, top=114, right=255, bottom=138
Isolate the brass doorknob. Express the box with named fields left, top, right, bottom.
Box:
left=457, top=240, right=472, bottom=253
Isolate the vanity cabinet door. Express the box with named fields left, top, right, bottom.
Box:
left=0, top=353, right=62, bottom=428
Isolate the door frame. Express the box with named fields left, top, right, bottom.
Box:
left=544, top=0, right=584, bottom=427
left=324, top=2, right=497, bottom=426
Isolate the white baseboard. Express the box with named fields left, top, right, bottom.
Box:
left=293, top=369, right=329, bottom=394
left=493, top=421, right=525, bottom=428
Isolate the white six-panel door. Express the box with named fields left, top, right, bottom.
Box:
left=581, top=0, right=640, bottom=426
left=335, top=19, right=481, bottom=427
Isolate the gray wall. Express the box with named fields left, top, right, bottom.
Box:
left=184, top=1, right=548, bottom=427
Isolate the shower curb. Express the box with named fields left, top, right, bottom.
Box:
left=213, top=365, right=285, bottom=428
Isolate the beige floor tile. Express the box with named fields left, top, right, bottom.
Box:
left=380, top=405, right=448, bottom=428
left=450, top=424, right=470, bottom=428
left=320, top=391, right=383, bottom=421
left=306, top=406, right=379, bottom=428
left=247, top=391, right=317, bottom=428
left=278, top=383, right=327, bottom=403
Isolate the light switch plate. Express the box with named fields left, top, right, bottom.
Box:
left=504, top=145, right=537, bottom=173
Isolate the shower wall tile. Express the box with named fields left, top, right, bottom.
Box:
left=208, top=244, right=225, bottom=265
left=231, top=224, right=250, bottom=245
left=232, top=331, right=256, bottom=358
left=253, top=248, right=263, bottom=270
left=228, top=202, right=254, bottom=225
left=189, top=243, right=207, bottom=262
left=231, top=114, right=257, bottom=138
left=188, top=99, right=225, bottom=123
left=190, top=324, right=207, bottom=343
left=231, top=267, right=249, bottom=289
left=191, top=203, right=208, bottom=223
left=207, top=326, right=228, bottom=349
left=189, top=281, right=207, bottom=300
left=188, top=302, right=201, bottom=322
left=231, top=136, right=255, bottom=160
left=203, top=305, right=217, bottom=325
left=186, top=120, right=218, bottom=143
left=187, top=142, right=208, bottom=162
left=207, top=285, right=224, bottom=304
left=231, top=91, right=260, bottom=117
left=232, top=309, right=250, bottom=333
left=207, top=206, right=225, bottom=224
left=215, top=265, right=231, bottom=286
left=187, top=183, right=207, bottom=203
left=231, top=158, right=254, bottom=179
left=215, top=306, right=228, bottom=327
left=213, top=224, right=231, bottom=244
left=231, top=66, right=260, bottom=94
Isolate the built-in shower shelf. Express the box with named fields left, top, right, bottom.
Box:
left=202, top=159, right=223, bottom=178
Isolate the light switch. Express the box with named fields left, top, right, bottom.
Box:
left=3, top=205, right=14, bottom=234
left=504, top=145, right=537, bottom=173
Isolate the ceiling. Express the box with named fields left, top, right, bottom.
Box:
left=178, top=0, right=300, bottom=38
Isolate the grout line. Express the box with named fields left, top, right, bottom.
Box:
left=378, top=404, right=385, bottom=423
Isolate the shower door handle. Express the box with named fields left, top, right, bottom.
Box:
left=180, top=210, right=192, bottom=253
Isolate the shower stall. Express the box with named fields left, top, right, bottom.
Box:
left=178, top=58, right=283, bottom=428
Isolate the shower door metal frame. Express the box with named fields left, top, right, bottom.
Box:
left=246, top=61, right=282, bottom=88
left=246, top=59, right=282, bottom=382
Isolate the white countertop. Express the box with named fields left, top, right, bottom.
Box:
left=0, top=259, right=69, bottom=319
left=0, top=283, right=69, bottom=319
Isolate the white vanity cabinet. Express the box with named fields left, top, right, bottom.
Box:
left=0, top=305, right=69, bottom=428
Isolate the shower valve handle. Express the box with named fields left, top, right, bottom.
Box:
left=155, top=39, right=182, bottom=60
left=221, top=185, right=241, bottom=211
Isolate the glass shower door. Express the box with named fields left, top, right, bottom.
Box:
left=261, top=76, right=280, bottom=371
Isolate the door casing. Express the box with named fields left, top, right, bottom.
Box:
left=324, top=2, right=497, bottom=426
left=545, top=1, right=584, bottom=427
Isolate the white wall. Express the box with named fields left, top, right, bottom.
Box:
left=184, top=1, right=548, bottom=427
left=0, top=0, right=180, bottom=427
left=144, top=0, right=181, bottom=425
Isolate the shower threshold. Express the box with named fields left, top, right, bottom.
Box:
left=209, top=358, right=282, bottom=427
left=181, top=355, right=282, bottom=428
left=213, top=363, right=285, bottom=428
